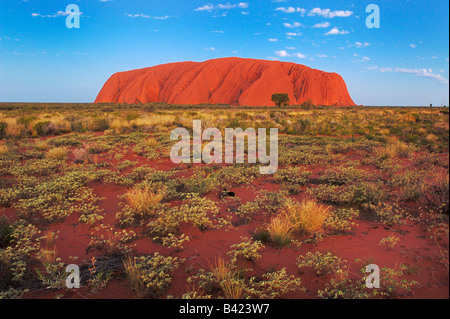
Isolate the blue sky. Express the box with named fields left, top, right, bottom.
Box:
left=0, top=0, right=448, bottom=106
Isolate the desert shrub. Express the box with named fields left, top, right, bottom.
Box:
left=389, top=170, right=427, bottom=201
left=420, top=174, right=449, bottom=216
left=15, top=173, right=104, bottom=224
left=0, top=144, right=8, bottom=156
left=0, top=217, right=13, bottom=248
left=181, top=171, right=217, bottom=196
left=300, top=98, right=315, bottom=109
left=145, top=207, right=190, bottom=249
left=274, top=167, right=311, bottom=185
left=187, top=257, right=303, bottom=299
left=124, top=253, right=180, bottom=298
left=364, top=202, right=405, bottom=226
left=307, top=184, right=353, bottom=205
left=319, top=166, right=369, bottom=186
left=379, top=264, right=418, bottom=297
left=88, top=224, right=136, bottom=256
left=255, top=190, right=289, bottom=216
left=307, top=181, right=388, bottom=206
left=49, top=135, right=82, bottom=147
left=146, top=194, right=227, bottom=241
left=34, top=140, right=49, bottom=151
left=211, top=165, right=259, bottom=187
left=323, top=208, right=359, bottom=234
left=33, top=121, right=56, bottom=136
left=90, top=116, right=111, bottom=131
left=0, top=223, right=41, bottom=283
left=296, top=251, right=345, bottom=276
left=45, top=146, right=69, bottom=161
left=235, top=200, right=260, bottom=222
left=177, top=194, right=224, bottom=231
left=349, top=181, right=388, bottom=205
left=317, top=266, right=374, bottom=299
left=3, top=158, right=62, bottom=177
left=379, top=236, right=400, bottom=251
left=227, top=237, right=264, bottom=264
left=0, top=122, right=7, bottom=138
left=274, top=167, right=311, bottom=194
left=246, top=268, right=303, bottom=299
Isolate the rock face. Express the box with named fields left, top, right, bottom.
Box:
left=95, top=57, right=356, bottom=106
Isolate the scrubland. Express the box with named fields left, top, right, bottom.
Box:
left=0, top=103, right=448, bottom=299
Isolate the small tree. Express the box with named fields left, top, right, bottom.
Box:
left=271, top=93, right=290, bottom=107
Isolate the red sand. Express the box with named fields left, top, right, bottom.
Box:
left=10, top=141, right=448, bottom=300
left=95, top=57, right=356, bottom=107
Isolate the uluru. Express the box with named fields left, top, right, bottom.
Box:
left=95, top=57, right=356, bottom=107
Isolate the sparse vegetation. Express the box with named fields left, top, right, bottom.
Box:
left=0, top=103, right=447, bottom=299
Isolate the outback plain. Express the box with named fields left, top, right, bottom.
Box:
left=0, top=102, right=448, bottom=299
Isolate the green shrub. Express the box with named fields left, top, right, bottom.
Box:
left=296, top=251, right=345, bottom=276
left=124, top=253, right=180, bottom=298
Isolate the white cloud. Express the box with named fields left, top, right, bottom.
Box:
left=275, top=7, right=306, bottom=15
left=353, top=42, right=370, bottom=48
left=409, top=44, right=417, bottom=48
left=368, top=66, right=449, bottom=85
left=395, top=68, right=449, bottom=84
left=275, top=50, right=289, bottom=57
left=312, top=22, right=330, bottom=28
left=286, top=32, right=301, bottom=37
left=268, top=38, right=278, bottom=42
left=195, top=3, right=249, bottom=12
left=195, top=4, right=214, bottom=11
left=125, top=13, right=150, bottom=18
left=32, top=10, right=82, bottom=18
left=293, top=53, right=306, bottom=58
left=309, top=8, right=353, bottom=18
left=218, top=3, right=236, bottom=9
left=317, top=54, right=328, bottom=58
left=284, top=22, right=302, bottom=28
left=325, top=27, right=349, bottom=35
left=124, top=13, right=175, bottom=19
left=275, top=50, right=306, bottom=59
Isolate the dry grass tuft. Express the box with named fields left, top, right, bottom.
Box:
left=283, top=199, right=331, bottom=235
left=208, top=257, right=244, bottom=299
left=45, top=146, right=69, bottom=160
left=125, top=186, right=165, bottom=217
left=267, top=214, right=293, bottom=247
left=123, top=256, right=147, bottom=298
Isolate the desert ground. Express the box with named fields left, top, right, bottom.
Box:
left=0, top=103, right=448, bottom=299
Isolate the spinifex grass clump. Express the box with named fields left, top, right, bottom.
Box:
left=282, top=199, right=331, bottom=235
left=124, top=186, right=165, bottom=217
left=267, top=214, right=293, bottom=247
